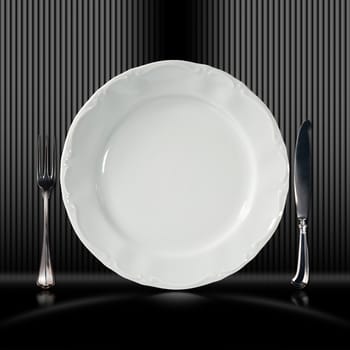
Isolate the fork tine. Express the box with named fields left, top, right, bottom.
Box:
left=44, top=135, right=50, bottom=176
left=37, top=135, right=42, bottom=179
left=51, top=136, right=56, bottom=179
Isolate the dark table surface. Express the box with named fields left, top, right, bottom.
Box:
left=0, top=273, right=349, bottom=349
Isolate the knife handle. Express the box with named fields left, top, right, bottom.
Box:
left=291, top=218, right=309, bottom=289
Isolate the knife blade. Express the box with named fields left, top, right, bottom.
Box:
left=291, top=120, right=311, bottom=289
left=294, top=120, right=312, bottom=219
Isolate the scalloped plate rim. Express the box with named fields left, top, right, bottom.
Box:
left=60, top=60, right=289, bottom=290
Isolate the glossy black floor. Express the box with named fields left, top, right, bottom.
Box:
left=0, top=274, right=349, bottom=349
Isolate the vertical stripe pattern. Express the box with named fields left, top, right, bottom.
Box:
left=0, top=0, right=349, bottom=275
left=0, top=0, right=161, bottom=274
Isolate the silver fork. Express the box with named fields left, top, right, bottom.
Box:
left=36, top=135, right=56, bottom=289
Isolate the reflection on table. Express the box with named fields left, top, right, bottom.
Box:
left=0, top=273, right=349, bottom=348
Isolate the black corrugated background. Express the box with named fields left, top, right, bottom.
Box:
left=0, top=0, right=349, bottom=276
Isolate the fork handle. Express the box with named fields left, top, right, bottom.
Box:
left=37, top=191, right=55, bottom=289
left=291, top=218, right=309, bottom=289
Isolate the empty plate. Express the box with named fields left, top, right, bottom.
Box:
left=61, top=60, right=289, bottom=289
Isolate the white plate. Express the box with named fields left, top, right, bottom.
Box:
left=61, top=60, right=289, bottom=289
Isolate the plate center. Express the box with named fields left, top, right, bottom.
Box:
left=98, top=95, right=255, bottom=254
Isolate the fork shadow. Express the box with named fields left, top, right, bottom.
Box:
left=36, top=290, right=56, bottom=307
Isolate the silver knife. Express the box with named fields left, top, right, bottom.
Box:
left=291, top=120, right=312, bottom=289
